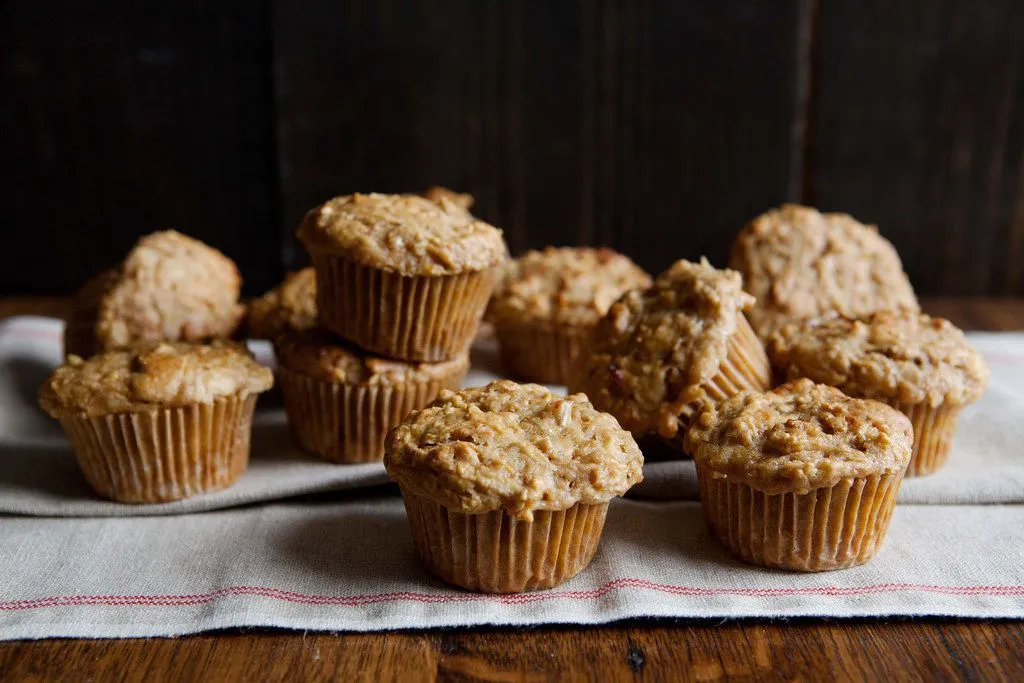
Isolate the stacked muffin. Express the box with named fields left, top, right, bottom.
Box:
left=42, top=232, right=272, bottom=503
left=265, top=192, right=507, bottom=463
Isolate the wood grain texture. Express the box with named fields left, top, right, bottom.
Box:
left=271, top=0, right=806, bottom=277
left=810, top=0, right=1024, bottom=297
left=0, top=0, right=282, bottom=295
left=0, top=296, right=1021, bottom=681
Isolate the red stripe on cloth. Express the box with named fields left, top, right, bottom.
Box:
left=2, top=579, right=1023, bottom=612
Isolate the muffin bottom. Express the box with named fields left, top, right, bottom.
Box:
left=886, top=401, right=961, bottom=477
left=277, top=366, right=465, bottom=463
left=696, top=466, right=903, bottom=571
left=401, top=491, right=608, bottom=593
left=59, top=394, right=257, bottom=503
left=314, top=255, right=498, bottom=362
left=494, top=321, right=586, bottom=386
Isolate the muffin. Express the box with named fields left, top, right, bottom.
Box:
left=64, top=231, right=246, bottom=357
left=297, top=193, right=507, bottom=361
left=385, top=380, right=643, bottom=593
left=487, top=247, right=652, bottom=385
left=767, top=311, right=989, bottom=476
left=729, top=204, right=919, bottom=338
left=248, top=267, right=318, bottom=343
left=38, top=341, right=273, bottom=503
left=276, top=327, right=469, bottom=463
left=569, top=258, right=771, bottom=450
left=685, top=379, right=913, bottom=571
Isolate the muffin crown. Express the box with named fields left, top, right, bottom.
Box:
left=39, top=340, right=273, bottom=417
left=275, top=327, right=469, bottom=385
left=248, top=267, right=318, bottom=340
left=488, top=246, right=652, bottom=328
left=685, top=379, right=913, bottom=494
left=768, top=310, right=989, bottom=407
left=571, top=258, right=754, bottom=438
left=297, top=193, right=507, bottom=276
left=729, top=204, right=919, bottom=337
left=384, top=380, right=643, bottom=520
left=93, top=230, right=245, bottom=351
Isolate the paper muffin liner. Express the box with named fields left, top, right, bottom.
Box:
left=886, top=401, right=961, bottom=477
left=696, top=465, right=903, bottom=571
left=313, top=255, right=499, bottom=362
left=58, top=394, right=258, bottom=503
left=494, top=321, right=587, bottom=386
left=400, top=491, right=609, bottom=593
left=277, top=365, right=465, bottom=464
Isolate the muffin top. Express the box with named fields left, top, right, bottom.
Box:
left=768, top=310, right=989, bottom=407
left=89, top=231, right=245, bottom=352
left=685, top=379, right=913, bottom=494
left=729, top=204, right=919, bottom=337
left=420, top=186, right=475, bottom=211
left=39, top=340, right=274, bottom=418
left=297, top=193, right=507, bottom=276
left=248, top=267, right=317, bottom=341
left=571, top=259, right=754, bottom=439
left=275, top=327, right=469, bottom=386
left=384, top=380, right=644, bottom=521
left=488, top=247, right=652, bottom=328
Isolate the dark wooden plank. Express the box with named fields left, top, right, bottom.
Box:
left=272, top=0, right=807, bottom=275
left=810, top=0, right=1024, bottom=297
left=1, top=620, right=1023, bottom=682
left=0, top=0, right=281, bottom=295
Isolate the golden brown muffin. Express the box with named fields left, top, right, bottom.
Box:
left=729, top=204, right=919, bottom=338
left=488, top=246, right=652, bottom=384
left=385, top=379, right=643, bottom=593
left=275, top=327, right=468, bottom=463
left=248, top=267, right=318, bottom=342
left=569, top=258, right=771, bottom=447
left=767, top=310, right=989, bottom=476
left=39, top=341, right=273, bottom=503
left=63, top=231, right=246, bottom=357
left=297, top=193, right=508, bottom=361
left=685, top=379, right=912, bottom=571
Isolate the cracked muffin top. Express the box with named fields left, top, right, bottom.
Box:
left=488, top=246, right=652, bottom=329
left=67, top=231, right=245, bottom=356
left=39, top=340, right=273, bottom=418
left=768, top=310, right=989, bottom=407
left=685, top=379, right=913, bottom=494
left=275, top=327, right=468, bottom=386
left=384, top=380, right=643, bottom=520
left=248, top=267, right=318, bottom=341
left=729, top=204, right=919, bottom=337
left=569, top=259, right=754, bottom=439
left=297, top=193, right=507, bottom=276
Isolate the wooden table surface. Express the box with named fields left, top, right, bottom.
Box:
left=1, top=297, right=1022, bottom=682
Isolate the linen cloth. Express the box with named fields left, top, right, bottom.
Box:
left=1, top=316, right=1022, bottom=639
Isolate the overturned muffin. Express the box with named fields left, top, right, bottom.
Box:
left=768, top=310, right=989, bottom=476
left=569, top=258, right=771, bottom=449
left=39, top=340, right=273, bottom=503
left=729, top=204, right=919, bottom=338
left=64, top=231, right=246, bottom=357
left=385, top=379, right=643, bottom=593
left=488, top=246, right=652, bottom=385
left=686, top=379, right=913, bottom=571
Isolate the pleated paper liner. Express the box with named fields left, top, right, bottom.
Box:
left=58, top=394, right=258, bottom=504
left=696, top=466, right=904, bottom=571
left=401, top=491, right=609, bottom=593
left=885, top=401, right=961, bottom=477
left=277, top=365, right=465, bottom=463
left=313, top=255, right=499, bottom=362
left=494, top=322, right=587, bottom=386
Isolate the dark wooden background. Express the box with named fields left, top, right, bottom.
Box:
left=2, top=1, right=1022, bottom=296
